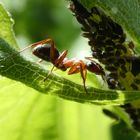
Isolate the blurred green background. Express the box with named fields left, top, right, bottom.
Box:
left=0, top=0, right=138, bottom=139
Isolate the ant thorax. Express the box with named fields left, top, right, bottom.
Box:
left=63, top=58, right=85, bottom=67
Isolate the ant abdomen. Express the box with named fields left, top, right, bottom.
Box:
left=32, top=44, right=60, bottom=62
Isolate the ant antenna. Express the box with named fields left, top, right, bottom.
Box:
left=4, top=38, right=52, bottom=60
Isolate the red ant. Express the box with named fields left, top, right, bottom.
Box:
left=22, top=38, right=105, bottom=93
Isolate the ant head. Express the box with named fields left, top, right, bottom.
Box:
left=32, top=43, right=60, bottom=62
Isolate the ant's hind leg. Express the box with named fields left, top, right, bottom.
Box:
left=79, top=64, right=88, bottom=94
left=82, top=71, right=88, bottom=94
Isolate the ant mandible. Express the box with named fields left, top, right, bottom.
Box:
left=26, top=38, right=105, bottom=93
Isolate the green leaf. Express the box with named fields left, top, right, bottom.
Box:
left=0, top=3, right=18, bottom=48
left=0, top=1, right=139, bottom=139
left=0, top=77, right=60, bottom=140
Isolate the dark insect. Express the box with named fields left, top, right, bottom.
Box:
left=20, top=38, right=105, bottom=93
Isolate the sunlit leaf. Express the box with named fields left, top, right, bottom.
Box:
left=0, top=1, right=140, bottom=139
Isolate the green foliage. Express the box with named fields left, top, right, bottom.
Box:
left=0, top=0, right=140, bottom=140
left=0, top=4, right=18, bottom=48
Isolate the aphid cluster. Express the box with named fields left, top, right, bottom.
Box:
left=69, top=0, right=139, bottom=90
left=70, top=0, right=140, bottom=132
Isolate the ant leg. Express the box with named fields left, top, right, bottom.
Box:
left=67, top=61, right=88, bottom=94
left=44, top=65, right=55, bottom=81
left=49, top=40, right=59, bottom=61
left=54, top=50, right=68, bottom=66
left=67, top=62, right=80, bottom=74
left=79, top=64, right=88, bottom=94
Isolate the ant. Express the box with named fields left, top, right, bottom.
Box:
left=21, top=38, right=105, bottom=93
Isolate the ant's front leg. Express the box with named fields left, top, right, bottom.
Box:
left=44, top=50, right=68, bottom=81
left=54, top=50, right=68, bottom=70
